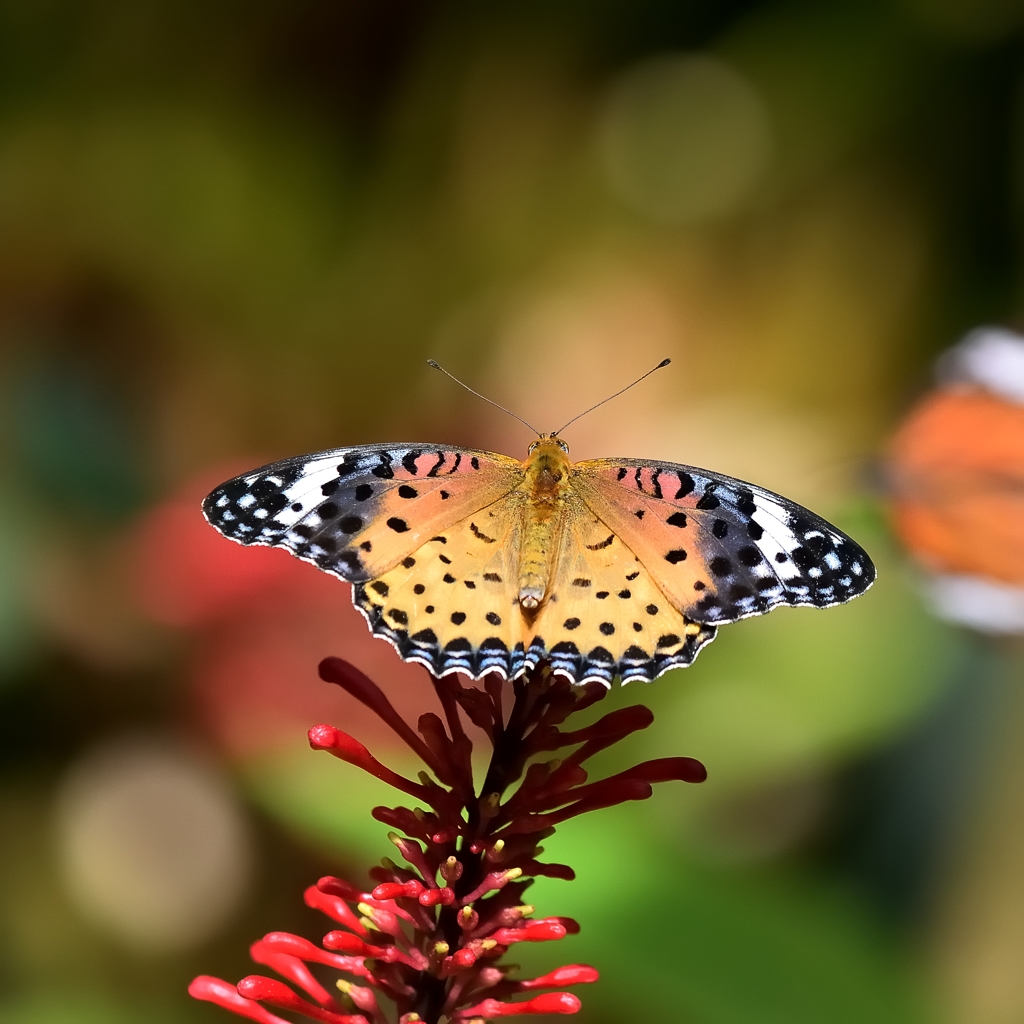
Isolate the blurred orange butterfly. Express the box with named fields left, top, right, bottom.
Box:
left=204, top=363, right=874, bottom=686
left=887, top=388, right=1024, bottom=586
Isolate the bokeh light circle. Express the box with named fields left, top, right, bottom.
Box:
left=54, top=736, right=253, bottom=953
left=598, top=54, right=772, bottom=225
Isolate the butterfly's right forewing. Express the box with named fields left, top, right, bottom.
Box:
left=203, top=444, right=523, bottom=582
left=573, top=459, right=875, bottom=625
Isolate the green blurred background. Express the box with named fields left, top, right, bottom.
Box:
left=2, top=1, right=1024, bottom=1021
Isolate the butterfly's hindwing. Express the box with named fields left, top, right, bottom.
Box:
left=202, top=444, right=522, bottom=582
left=573, top=460, right=875, bottom=625
left=353, top=496, right=528, bottom=679
left=529, top=494, right=717, bottom=685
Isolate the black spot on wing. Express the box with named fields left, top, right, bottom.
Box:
left=696, top=487, right=720, bottom=510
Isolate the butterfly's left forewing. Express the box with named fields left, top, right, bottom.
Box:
left=572, top=459, right=875, bottom=625
left=203, top=444, right=523, bottom=582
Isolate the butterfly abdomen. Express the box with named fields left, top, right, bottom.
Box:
left=517, top=442, right=573, bottom=611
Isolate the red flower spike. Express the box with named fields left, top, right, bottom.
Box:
left=192, top=659, right=707, bottom=1023
left=517, top=966, right=599, bottom=990
left=188, top=976, right=290, bottom=1024
left=454, top=993, right=581, bottom=1018
left=237, top=976, right=368, bottom=1023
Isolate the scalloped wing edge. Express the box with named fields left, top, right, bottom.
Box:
left=352, top=583, right=717, bottom=687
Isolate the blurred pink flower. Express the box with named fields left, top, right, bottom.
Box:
left=130, top=466, right=431, bottom=757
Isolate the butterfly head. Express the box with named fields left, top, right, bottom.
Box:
left=528, top=434, right=570, bottom=456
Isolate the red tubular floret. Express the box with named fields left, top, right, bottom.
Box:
left=249, top=940, right=337, bottom=1008
left=490, top=920, right=567, bottom=946
left=518, top=965, right=599, bottom=989
left=317, top=657, right=445, bottom=777
left=309, top=725, right=429, bottom=801
left=454, top=992, right=582, bottom=1018
left=304, top=886, right=369, bottom=937
left=257, top=932, right=371, bottom=978
left=418, top=886, right=455, bottom=906
left=237, top=976, right=368, bottom=1023
left=188, top=976, right=290, bottom=1024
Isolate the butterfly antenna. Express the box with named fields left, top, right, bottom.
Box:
left=427, top=359, right=541, bottom=435
left=553, top=358, right=672, bottom=435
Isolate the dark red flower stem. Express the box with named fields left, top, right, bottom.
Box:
left=412, top=674, right=545, bottom=1021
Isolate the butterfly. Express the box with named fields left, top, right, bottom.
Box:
left=202, top=432, right=875, bottom=687
left=887, top=390, right=1024, bottom=582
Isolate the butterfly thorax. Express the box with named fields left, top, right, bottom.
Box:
left=517, top=439, right=572, bottom=612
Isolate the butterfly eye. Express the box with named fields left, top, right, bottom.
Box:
left=528, top=441, right=539, bottom=454
left=556, top=439, right=569, bottom=453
